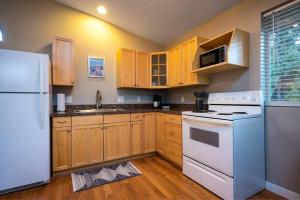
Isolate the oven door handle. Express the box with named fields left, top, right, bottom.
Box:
left=182, top=115, right=232, bottom=126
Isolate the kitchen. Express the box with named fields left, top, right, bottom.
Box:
left=0, top=0, right=300, bottom=199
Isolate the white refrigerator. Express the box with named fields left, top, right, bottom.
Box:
left=0, top=49, right=50, bottom=194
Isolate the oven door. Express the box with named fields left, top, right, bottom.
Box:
left=182, top=115, right=233, bottom=177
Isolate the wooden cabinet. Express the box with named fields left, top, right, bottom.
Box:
left=88, top=125, right=104, bottom=164
left=163, top=114, right=182, bottom=166
left=104, top=122, right=131, bottom=161
left=117, top=48, right=150, bottom=88
left=117, top=48, right=136, bottom=88
left=71, top=116, right=104, bottom=168
left=150, top=52, right=167, bottom=88
left=71, top=126, right=89, bottom=167
left=52, top=126, right=71, bottom=172
left=103, top=125, right=119, bottom=161
left=131, top=121, right=143, bottom=155
left=52, top=36, right=74, bottom=86
left=156, top=113, right=165, bottom=154
left=181, top=37, right=210, bottom=85
left=167, top=46, right=182, bottom=87
left=143, top=113, right=156, bottom=153
left=136, top=51, right=150, bottom=88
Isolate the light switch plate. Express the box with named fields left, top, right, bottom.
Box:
left=181, top=96, right=185, bottom=103
left=66, top=96, right=72, bottom=104
left=137, top=96, right=141, bottom=103
left=118, top=96, right=125, bottom=103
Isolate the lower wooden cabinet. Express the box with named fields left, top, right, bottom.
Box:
left=143, top=113, right=156, bottom=153
left=88, top=125, right=104, bottom=164
left=156, top=113, right=165, bottom=154
left=52, top=112, right=182, bottom=173
left=104, top=122, right=131, bottom=161
left=72, top=125, right=104, bottom=168
left=72, top=126, right=89, bottom=167
left=131, top=121, right=143, bottom=155
left=52, top=127, right=71, bottom=172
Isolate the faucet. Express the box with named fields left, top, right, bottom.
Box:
left=96, top=90, right=102, bottom=109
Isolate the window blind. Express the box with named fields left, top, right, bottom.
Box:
left=261, top=0, right=300, bottom=106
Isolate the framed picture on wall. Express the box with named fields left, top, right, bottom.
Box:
left=88, top=56, right=105, bottom=78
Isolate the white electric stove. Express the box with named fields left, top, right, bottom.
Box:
left=182, top=91, right=265, bottom=200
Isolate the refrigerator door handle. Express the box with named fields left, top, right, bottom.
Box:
left=39, top=60, right=44, bottom=93
left=39, top=93, right=45, bottom=130
left=39, top=60, right=45, bottom=129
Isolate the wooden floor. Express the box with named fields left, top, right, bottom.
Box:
left=1, top=156, right=284, bottom=200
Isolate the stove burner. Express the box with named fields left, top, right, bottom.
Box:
left=233, top=112, right=248, bottom=114
left=193, top=110, right=217, bottom=113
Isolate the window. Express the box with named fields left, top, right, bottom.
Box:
left=261, top=0, right=300, bottom=106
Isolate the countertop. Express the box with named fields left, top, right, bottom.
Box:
left=50, top=108, right=184, bottom=117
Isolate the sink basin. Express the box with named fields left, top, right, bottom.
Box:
left=74, top=108, right=124, bottom=113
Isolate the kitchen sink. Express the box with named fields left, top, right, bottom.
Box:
left=74, top=108, right=125, bottom=113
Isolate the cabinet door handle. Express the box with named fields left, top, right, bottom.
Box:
left=57, top=121, right=67, bottom=124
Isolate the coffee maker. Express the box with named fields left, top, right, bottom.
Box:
left=153, top=94, right=162, bottom=108
left=194, top=92, right=208, bottom=112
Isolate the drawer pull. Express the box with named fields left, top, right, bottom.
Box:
left=57, top=121, right=67, bottom=124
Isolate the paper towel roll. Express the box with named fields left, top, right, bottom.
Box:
left=57, top=93, right=65, bottom=112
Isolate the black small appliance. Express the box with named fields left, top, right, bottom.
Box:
left=194, top=92, right=208, bottom=112
left=153, top=94, right=162, bottom=108
left=199, top=45, right=227, bottom=68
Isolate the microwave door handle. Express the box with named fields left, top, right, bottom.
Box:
left=182, top=115, right=232, bottom=126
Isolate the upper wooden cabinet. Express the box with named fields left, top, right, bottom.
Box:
left=150, top=52, right=168, bottom=88
left=117, top=48, right=150, bottom=88
left=168, top=37, right=210, bottom=87
left=117, top=48, right=136, bottom=88
left=136, top=51, right=150, bottom=88
left=167, top=46, right=182, bottom=87
left=192, top=28, right=249, bottom=74
left=52, top=36, right=74, bottom=86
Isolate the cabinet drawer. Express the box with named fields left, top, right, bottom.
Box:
left=53, top=117, right=71, bottom=128
left=165, top=122, right=182, bottom=145
left=104, top=114, right=130, bottom=123
left=164, top=140, right=182, bottom=166
left=165, top=114, right=181, bottom=124
left=72, top=115, right=103, bottom=126
left=131, top=113, right=143, bottom=121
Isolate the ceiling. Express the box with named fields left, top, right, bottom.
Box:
left=56, top=0, right=241, bottom=45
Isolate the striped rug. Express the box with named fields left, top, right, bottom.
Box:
left=71, top=162, right=142, bottom=192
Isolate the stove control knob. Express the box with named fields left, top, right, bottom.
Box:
left=251, top=96, right=257, bottom=102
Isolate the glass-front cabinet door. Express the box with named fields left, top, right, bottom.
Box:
left=150, top=52, right=167, bottom=88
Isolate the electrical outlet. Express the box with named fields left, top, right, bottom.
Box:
left=181, top=96, right=185, bottom=103
left=137, top=96, right=141, bottom=103
left=118, top=96, right=124, bottom=103
left=66, top=96, right=72, bottom=104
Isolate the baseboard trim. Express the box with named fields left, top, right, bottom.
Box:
left=266, top=181, right=300, bottom=199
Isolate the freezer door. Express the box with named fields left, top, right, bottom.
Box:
left=0, top=49, right=49, bottom=93
left=0, top=93, right=50, bottom=191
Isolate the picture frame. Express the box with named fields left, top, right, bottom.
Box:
left=88, top=56, right=105, bottom=78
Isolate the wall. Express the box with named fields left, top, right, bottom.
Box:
left=165, top=0, right=300, bottom=194
left=0, top=0, right=163, bottom=105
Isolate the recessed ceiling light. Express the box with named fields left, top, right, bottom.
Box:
left=97, top=6, right=107, bottom=15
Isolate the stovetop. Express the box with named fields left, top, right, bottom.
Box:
left=182, top=110, right=261, bottom=120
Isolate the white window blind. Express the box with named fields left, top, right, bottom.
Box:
left=261, top=0, right=300, bottom=106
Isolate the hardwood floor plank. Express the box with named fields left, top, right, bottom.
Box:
left=0, top=156, right=284, bottom=200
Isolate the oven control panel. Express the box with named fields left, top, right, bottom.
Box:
left=208, top=91, right=263, bottom=105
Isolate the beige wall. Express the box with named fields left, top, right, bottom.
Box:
left=0, top=0, right=163, bottom=105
